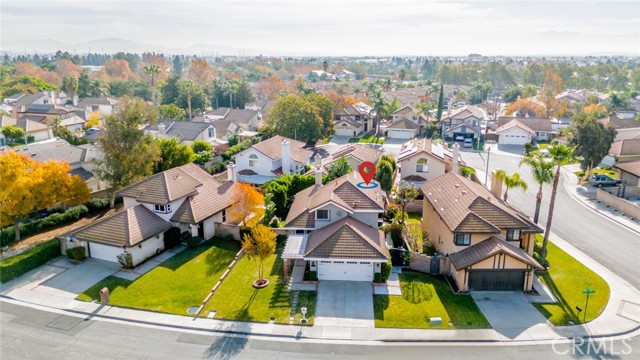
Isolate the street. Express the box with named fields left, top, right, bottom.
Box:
left=459, top=146, right=640, bottom=289
left=1, top=302, right=638, bottom=359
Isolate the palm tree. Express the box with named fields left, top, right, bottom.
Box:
left=144, top=65, right=161, bottom=105
left=399, top=69, right=406, bottom=82
left=540, top=143, right=573, bottom=264
left=223, top=79, right=240, bottom=108
left=371, top=88, right=387, bottom=136
left=495, top=170, right=528, bottom=203
left=178, top=79, right=198, bottom=119
left=520, top=154, right=554, bottom=224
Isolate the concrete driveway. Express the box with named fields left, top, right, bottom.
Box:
left=40, top=258, right=120, bottom=297
left=315, top=281, right=374, bottom=328
left=471, top=291, right=558, bottom=340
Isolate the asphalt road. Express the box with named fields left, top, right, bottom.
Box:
left=459, top=147, right=640, bottom=289
left=2, top=302, right=638, bottom=360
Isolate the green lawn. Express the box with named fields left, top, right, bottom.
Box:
left=533, top=235, right=610, bottom=325
left=76, top=238, right=241, bottom=315
left=406, top=212, right=422, bottom=224
left=574, top=168, right=618, bottom=179
left=203, top=251, right=317, bottom=325
left=374, top=271, right=490, bottom=329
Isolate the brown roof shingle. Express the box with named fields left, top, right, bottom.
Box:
left=449, top=236, right=543, bottom=270
left=246, top=135, right=313, bottom=164
left=615, top=160, right=640, bottom=177
left=304, top=217, right=387, bottom=260
left=117, top=167, right=203, bottom=205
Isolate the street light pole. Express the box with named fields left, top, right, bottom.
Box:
left=484, top=146, right=491, bottom=186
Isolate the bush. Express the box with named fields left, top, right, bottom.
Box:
left=276, top=234, right=287, bottom=248
left=379, top=255, right=392, bottom=283
left=383, top=205, right=404, bottom=222
left=206, top=161, right=229, bottom=175
left=187, top=236, right=203, bottom=249
left=382, top=222, right=404, bottom=248
left=66, top=246, right=87, bottom=261
left=0, top=239, right=61, bottom=283
left=86, top=198, right=110, bottom=211
left=222, top=140, right=252, bottom=161
left=27, top=135, right=35, bottom=143
left=117, top=252, right=133, bottom=269
left=0, top=205, right=89, bottom=246
left=239, top=226, right=251, bottom=241
left=308, top=271, right=317, bottom=281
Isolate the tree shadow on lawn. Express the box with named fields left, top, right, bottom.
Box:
left=230, top=289, right=258, bottom=322
left=431, top=274, right=489, bottom=328
left=536, top=271, right=578, bottom=324
left=373, top=294, right=389, bottom=321
left=203, top=335, right=249, bottom=360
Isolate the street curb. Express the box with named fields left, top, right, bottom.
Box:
left=560, top=170, right=640, bottom=236
left=2, top=295, right=639, bottom=345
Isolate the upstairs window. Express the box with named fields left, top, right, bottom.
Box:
left=222, top=209, right=227, bottom=223
left=208, top=127, right=214, bottom=137
left=416, top=158, right=429, bottom=173
left=453, top=233, right=471, bottom=246
left=316, top=209, right=330, bottom=220
left=249, top=154, right=259, bottom=167
left=506, top=229, right=521, bottom=241
left=154, top=204, right=171, bottom=213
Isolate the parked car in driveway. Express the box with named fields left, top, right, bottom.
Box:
left=463, top=138, right=473, bottom=148
left=589, top=175, right=621, bottom=187
left=455, top=135, right=464, bottom=141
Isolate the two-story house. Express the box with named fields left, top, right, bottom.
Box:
left=442, top=106, right=486, bottom=141
left=65, top=163, right=238, bottom=266
left=496, top=117, right=552, bottom=145
left=420, top=172, right=543, bottom=292
left=397, top=139, right=464, bottom=186
left=17, top=104, right=86, bottom=132
left=77, top=96, right=119, bottom=118
left=384, top=106, right=429, bottom=139
left=308, top=144, right=384, bottom=176
left=333, top=102, right=373, bottom=137
left=146, top=119, right=215, bottom=145
left=232, top=135, right=314, bottom=185
left=194, top=108, right=262, bottom=140
left=281, top=170, right=388, bottom=282
left=0, top=114, right=54, bottom=144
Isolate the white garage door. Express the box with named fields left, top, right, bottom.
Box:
left=387, top=130, right=414, bottom=139
left=88, top=242, right=122, bottom=263
left=500, top=133, right=530, bottom=145
left=335, top=127, right=356, bottom=137
left=318, top=260, right=373, bottom=281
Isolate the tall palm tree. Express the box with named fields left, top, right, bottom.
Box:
left=223, top=79, right=240, bottom=108
left=540, top=143, right=573, bottom=264
left=520, top=154, right=554, bottom=223
left=371, top=88, right=387, bottom=136
left=144, top=65, right=161, bottom=105
left=495, top=170, right=528, bottom=203
left=178, top=79, right=198, bottom=119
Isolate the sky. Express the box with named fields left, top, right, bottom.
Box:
left=1, top=0, right=639, bottom=56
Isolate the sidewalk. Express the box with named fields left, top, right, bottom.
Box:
left=561, top=165, right=640, bottom=234
left=1, top=232, right=639, bottom=344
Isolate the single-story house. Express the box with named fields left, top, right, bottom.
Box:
left=615, top=160, right=640, bottom=186
left=385, top=118, right=419, bottom=139
left=495, top=120, right=536, bottom=145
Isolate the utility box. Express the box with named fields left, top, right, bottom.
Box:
left=429, top=317, right=442, bottom=326
left=99, top=287, right=110, bottom=305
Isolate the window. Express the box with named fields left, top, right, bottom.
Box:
left=316, top=209, right=330, bottom=220
left=507, top=229, right=521, bottom=241
left=416, top=158, right=429, bottom=173
left=222, top=209, right=227, bottom=222
left=249, top=154, right=258, bottom=167
left=347, top=261, right=358, bottom=264
left=454, top=233, right=471, bottom=245
left=295, top=229, right=306, bottom=234
left=154, top=204, right=171, bottom=213
left=208, top=127, right=214, bottom=138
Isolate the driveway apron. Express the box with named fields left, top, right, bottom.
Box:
left=315, top=281, right=374, bottom=328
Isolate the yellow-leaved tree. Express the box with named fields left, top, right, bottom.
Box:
left=229, top=183, right=264, bottom=227
left=0, top=152, right=90, bottom=241
left=86, top=110, right=101, bottom=128
left=242, top=224, right=277, bottom=286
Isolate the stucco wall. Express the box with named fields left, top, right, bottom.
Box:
left=400, top=154, right=447, bottom=182
left=234, top=148, right=275, bottom=177
left=130, top=235, right=165, bottom=266
left=596, top=189, right=640, bottom=219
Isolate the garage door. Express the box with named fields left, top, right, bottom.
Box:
left=317, top=261, right=373, bottom=281
left=500, top=134, right=529, bottom=145
left=87, top=242, right=122, bottom=263
left=387, top=130, right=413, bottom=139
left=335, top=127, right=356, bottom=137
left=468, top=270, right=525, bottom=291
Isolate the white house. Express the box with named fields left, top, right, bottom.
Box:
left=232, top=135, right=314, bottom=185
left=397, top=138, right=463, bottom=186
left=495, top=120, right=536, bottom=145
left=77, top=97, right=119, bottom=118
left=146, top=120, right=215, bottom=145
left=66, top=164, right=238, bottom=266
left=309, top=144, right=384, bottom=176
left=281, top=171, right=388, bottom=282
left=333, top=102, right=373, bottom=137
left=442, top=106, right=486, bottom=141
left=0, top=114, right=54, bottom=144
left=497, top=117, right=552, bottom=142
left=384, top=106, right=429, bottom=139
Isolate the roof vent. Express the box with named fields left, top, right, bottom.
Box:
left=454, top=183, right=460, bottom=188
left=461, top=190, right=467, bottom=195
left=440, top=207, right=445, bottom=211
left=486, top=196, right=492, bottom=202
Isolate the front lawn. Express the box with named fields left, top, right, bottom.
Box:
left=406, top=212, right=422, bottom=225
left=203, top=251, right=316, bottom=324
left=533, top=235, right=610, bottom=325
left=374, top=270, right=490, bottom=329
left=76, top=237, right=241, bottom=315
left=574, top=168, right=618, bottom=179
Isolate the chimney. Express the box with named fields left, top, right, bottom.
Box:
left=490, top=171, right=503, bottom=199
left=158, top=123, right=166, bottom=134
left=314, top=154, right=322, bottom=167
left=281, top=140, right=291, bottom=175
left=315, top=165, right=323, bottom=186
left=451, top=143, right=460, bottom=174
left=227, top=162, right=237, bottom=182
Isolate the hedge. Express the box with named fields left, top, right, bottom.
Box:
left=66, top=246, right=87, bottom=261
left=0, top=238, right=61, bottom=283
left=86, top=198, right=110, bottom=211
left=0, top=205, right=89, bottom=247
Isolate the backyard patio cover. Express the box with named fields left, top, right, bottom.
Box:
left=282, top=235, right=307, bottom=259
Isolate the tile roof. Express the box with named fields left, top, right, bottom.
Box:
left=397, top=138, right=463, bottom=166
left=170, top=163, right=238, bottom=223
left=386, top=118, right=418, bottom=130
left=13, top=93, right=47, bottom=107
left=77, top=97, right=119, bottom=108
left=392, top=105, right=417, bottom=116
left=13, top=139, right=90, bottom=165
left=1, top=114, right=51, bottom=133
left=442, top=106, right=486, bottom=122
left=148, top=120, right=211, bottom=142
left=420, top=172, right=540, bottom=234
left=615, top=160, right=640, bottom=177
left=318, top=144, right=384, bottom=173
left=402, top=175, right=427, bottom=182
left=495, top=119, right=536, bottom=135
left=284, top=171, right=386, bottom=228
left=497, top=117, right=552, bottom=132
left=449, top=236, right=544, bottom=271
left=71, top=205, right=172, bottom=247
left=117, top=166, right=203, bottom=205
left=304, top=217, right=387, bottom=260
left=609, top=139, right=640, bottom=157
left=598, top=115, right=640, bottom=130
left=335, top=104, right=368, bottom=116
left=246, top=135, right=313, bottom=164
left=334, top=118, right=362, bottom=128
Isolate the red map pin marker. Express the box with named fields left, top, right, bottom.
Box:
left=358, top=161, right=376, bottom=185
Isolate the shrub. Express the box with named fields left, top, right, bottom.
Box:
left=187, top=236, right=203, bottom=249
left=383, top=205, right=403, bottom=222
left=382, top=222, right=404, bottom=248
left=86, top=198, right=110, bottom=211
left=66, top=246, right=87, bottom=261
left=117, top=252, right=133, bottom=269
left=239, top=226, right=251, bottom=241
left=308, top=271, right=317, bottom=281
left=379, top=255, right=392, bottom=283
left=276, top=234, right=287, bottom=248
left=221, top=140, right=252, bottom=161
left=0, top=205, right=89, bottom=246
left=0, top=239, right=61, bottom=283
left=206, top=161, right=229, bottom=174
left=27, top=135, right=35, bottom=143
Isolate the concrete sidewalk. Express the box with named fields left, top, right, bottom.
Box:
left=1, top=232, right=639, bottom=344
